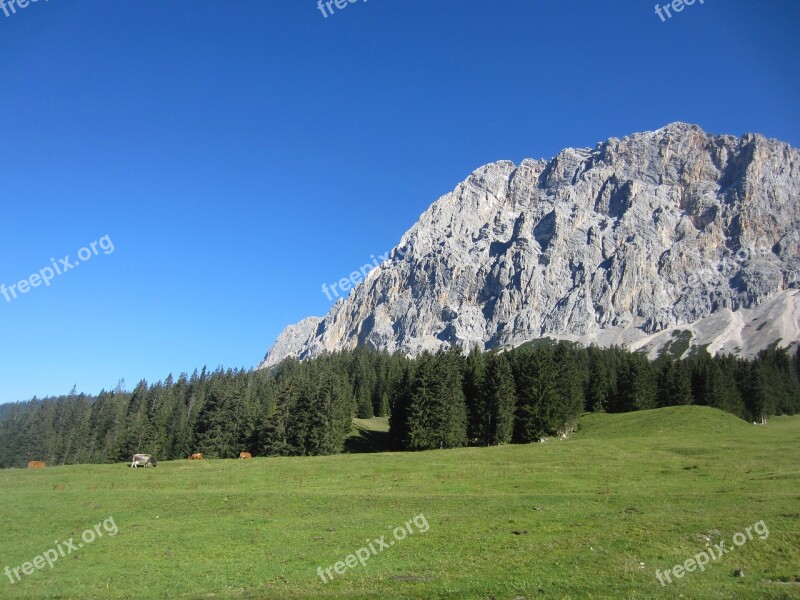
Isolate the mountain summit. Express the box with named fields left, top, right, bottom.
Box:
left=261, top=123, right=800, bottom=368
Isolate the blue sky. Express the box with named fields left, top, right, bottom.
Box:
left=0, top=0, right=798, bottom=403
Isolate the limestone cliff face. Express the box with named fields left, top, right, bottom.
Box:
left=261, top=123, right=800, bottom=368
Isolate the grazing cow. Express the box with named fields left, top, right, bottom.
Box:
left=130, top=454, right=157, bottom=468
left=27, top=461, right=46, bottom=469
left=189, top=453, right=204, bottom=460
left=239, top=451, right=252, bottom=459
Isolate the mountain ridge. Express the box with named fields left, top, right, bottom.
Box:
left=260, top=123, right=800, bottom=368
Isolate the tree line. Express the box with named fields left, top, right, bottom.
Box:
left=0, top=344, right=798, bottom=467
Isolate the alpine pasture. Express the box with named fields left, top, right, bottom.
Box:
left=1, top=406, right=799, bottom=599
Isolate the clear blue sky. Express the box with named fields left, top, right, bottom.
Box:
left=0, top=0, right=798, bottom=403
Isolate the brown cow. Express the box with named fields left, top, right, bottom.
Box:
left=188, top=453, right=204, bottom=460
left=239, top=452, right=252, bottom=459
left=27, top=461, right=46, bottom=469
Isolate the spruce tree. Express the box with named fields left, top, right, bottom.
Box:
left=405, top=353, right=438, bottom=449
left=260, top=374, right=300, bottom=456
left=513, top=348, right=558, bottom=442
left=463, top=346, right=487, bottom=443
left=352, top=349, right=376, bottom=419
left=656, top=357, right=692, bottom=407
left=744, top=362, right=771, bottom=422
left=704, top=358, right=745, bottom=417
left=389, top=363, right=414, bottom=449
left=405, top=350, right=467, bottom=450
left=304, top=367, right=352, bottom=455
left=587, top=349, right=613, bottom=412
left=616, top=354, right=657, bottom=412
left=482, top=353, right=517, bottom=445
left=553, top=343, right=584, bottom=433
left=436, top=348, right=469, bottom=448
left=795, top=347, right=800, bottom=384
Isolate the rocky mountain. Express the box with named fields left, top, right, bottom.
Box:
left=260, top=123, right=800, bottom=368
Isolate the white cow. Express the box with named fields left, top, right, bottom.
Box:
left=130, top=453, right=158, bottom=468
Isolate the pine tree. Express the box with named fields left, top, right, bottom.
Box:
left=60, top=395, right=92, bottom=464
left=703, top=358, right=745, bottom=417
left=404, top=353, right=437, bottom=449
left=744, top=362, right=770, bottom=422
left=260, top=374, right=299, bottom=456
left=195, top=377, right=235, bottom=457
left=759, top=348, right=800, bottom=415
left=5, top=342, right=799, bottom=468
left=587, top=348, right=613, bottom=412
left=481, top=352, right=517, bottom=445
left=352, top=349, right=376, bottom=419
left=305, top=367, right=353, bottom=455
left=404, top=350, right=467, bottom=450
left=118, top=380, right=150, bottom=460
left=656, top=357, right=692, bottom=407
left=688, top=353, right=713, bottom=406
left=167, top=373, right=192, bottom=459
left=513, top=348, right=559, bottom=442
left=795, top=347, right=800, bottom=384
left=389, top=363, right=414, bottom=449
left=463, top=346, right=487, bottom=443
left=553, top=343, right=584, bottom=433
left=378, top=392, right=391, bottom=419
left=616, top=354, right=657, bottom=412
left=436, top=348, right=468, bottom=448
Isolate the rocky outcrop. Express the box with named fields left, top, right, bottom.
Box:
left=260, top=123, right=800, bottom=367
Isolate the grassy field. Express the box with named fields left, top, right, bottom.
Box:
left=1, top=406, right=799, bottom=599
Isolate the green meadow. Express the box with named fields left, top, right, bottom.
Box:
left=1, top=406, right=799, bottom=599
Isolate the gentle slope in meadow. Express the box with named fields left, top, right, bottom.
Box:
left=1, top=406, right=798, bottom=599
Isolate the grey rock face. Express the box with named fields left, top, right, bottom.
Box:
left=260, top=123, right=800, bottom=368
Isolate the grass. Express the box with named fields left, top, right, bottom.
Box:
left=343, top=417, right=391, bottom=453
left=0, top=406, right=799, bottom=599
left=657, top=329, right=693, bottom=358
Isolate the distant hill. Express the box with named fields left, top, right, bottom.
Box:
left=576, top=405, right=752, bottom=440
